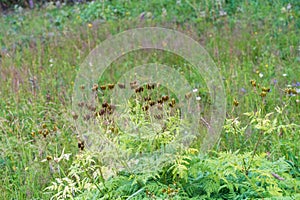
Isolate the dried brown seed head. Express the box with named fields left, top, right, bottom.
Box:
left=100, top=85, right=107, bottom=90
left=72, top=112, right=79, bottom=120
left=78, top=102, right=85, bottom=107
left=99, top=109, right=106, bottom=116
left=260, top=91, right=267, bottom=97
left=53, top=126, right=58, bottom=132
left=262, top=87, right=270, bottom=92
left=118, top=83, right=125, bottom=89
left=144, top=96, right=151, bottom=101
left=80, top=85, right=85, bottom=90
left=149, top=101, right=156, bottom=106
left=108, top=83, right=115, bottom=90
left=157, top=104, right=163, bottom=110
left=171, top=98, right=176, bottom=105
left=162, top=95, right=169, bottom=102
left=146, top=83, right=155, bottom=90
left=291, top=88, right=297, bottom=94
left=135, top=86, right=144, bottom=93
left=185, top=92, right=192, bottom=99
left=250, top=80, right=256, bottom=87
left=233, top=99, right=239, bottom=107
left=92, top=84, right=98, bottom=91
left=46, top=156, right=52, bottom=161
left=130, top=81, right=138, bottom=89
left=102, top=102, right=109, bottom=108
left=154, top=114, right=163, bottom=119
left=83, top=114, right=91, bottom=121
left=142, top=105, right=149, bottom=111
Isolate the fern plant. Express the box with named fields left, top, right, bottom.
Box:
left=44, top=101, right=300, bottom=199
left=44, top=151, right=106, bottom=200
left=44, top=148, right=300, bottom=199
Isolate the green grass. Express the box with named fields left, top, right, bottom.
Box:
left=0, top=0, right=299, bottom=199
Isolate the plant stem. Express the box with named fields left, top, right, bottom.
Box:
left=245, top=130, right=263, bottom=175
left=84, top=167, right=104, bottom=195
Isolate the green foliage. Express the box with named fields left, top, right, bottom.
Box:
left=222, top=103, right=300, bottom=160
left=45, top=149, right=299, bottom=199
left=44, top=151, right=105, bottom=199
left=0, top=0, right=300, bottom=199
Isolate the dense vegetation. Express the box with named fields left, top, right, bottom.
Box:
left=0, top=0, right=299, bottom=199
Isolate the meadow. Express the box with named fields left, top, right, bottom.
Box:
left=0, top=0, right=299, bottom=199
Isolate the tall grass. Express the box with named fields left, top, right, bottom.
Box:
left=0, top=0, right=299, bottom=199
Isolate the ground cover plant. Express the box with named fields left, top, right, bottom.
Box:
left=0, top=0, right=299, bottom=199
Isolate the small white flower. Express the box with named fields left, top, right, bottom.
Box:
left=233, top=118, right=240, bottom=126
left=193, top=88, right=198, bottom=93
left=282, top=73, right=287, bottom=77
left=49, top=58, right=53, bottom=63
left=199, top=11, right=206, bottom=17
left=196, top=96, right=201, bottom=101
left=259, top=73, right=264, bottom=78
left=146, top=12, right=152, bottom=18
left=287, top=3, right=292, bottom=11
left=89, top=62, right=93, bottom=67
left=296, top=88, right=300, bottom=94
left=162, top=8, right=167, bottom=17
left=63, top=153, right=71, bottom=160
left=50, top=63, right=53, bottom=67
left=281, top=7, right=287, bottom=13
left=237, top=7, right=243, bottom=12
left=219, top=10, right=227, bottom=16
left=18, top=6, right=23, bottom=13
left=296, top=99, right=299, bottom=103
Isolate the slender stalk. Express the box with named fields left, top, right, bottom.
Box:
left=84, top=167, right=104, bottom=195
left=126, top=188, right=145, bottom=200
left=245, top=130, right=263, bottom=175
